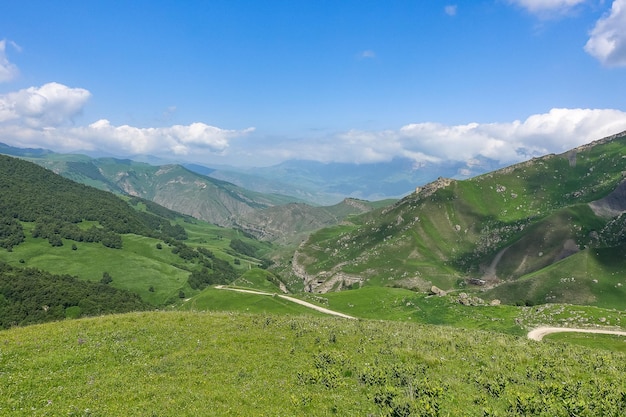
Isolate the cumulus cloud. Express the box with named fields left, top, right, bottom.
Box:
left=0, top=82, right=91, bottom=127
left=253, top=108, right=626, bottom=166
left=75, top=119, right=254, bottom=155
left=0, top=82, right=254, bottom=157
left=507, top=0, right=588, bottom=17
left=585, top=0, right=626, bottom=67
left=0, top=39, right=20, bottom=83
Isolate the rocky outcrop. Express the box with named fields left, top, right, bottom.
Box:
left=589, top=179, right=626, bottom=218
left=414, top=177, right=454, bottom=199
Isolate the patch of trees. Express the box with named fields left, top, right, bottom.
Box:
left=229, top=238, right=257, bottom=257
left=0, top=217, right=25, bottom=250
left=187, top=256, right=238, bottom=290
left=167, top=240, right=238, bottom=289
left=32, top=220, right=123, bottom=249
left=0, top=261, right=150, bottom=329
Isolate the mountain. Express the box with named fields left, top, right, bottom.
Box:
left=235, top=198, right=393, bottom=243
left=291, top=131, right=626, bottom=307
left=0, top=146, right=389, bottom=240
left=200, top=156, right=503, bottom=205
left=15, top=155, right=300, bottom=229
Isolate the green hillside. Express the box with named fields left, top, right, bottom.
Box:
left=1, top=311, right=624, bottom=416
left=0, top=155, right=274, bottom=321
left=293, top=132, right=626, bottom=306
left=28, top=155, right=298, bottom=229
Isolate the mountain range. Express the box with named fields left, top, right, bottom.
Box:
left=2, top=130, right=626, bottom=310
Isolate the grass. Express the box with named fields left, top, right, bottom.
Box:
left=0, top=218, right=271, bottom=306
left=179, top=287, right=325, bottom=316
left=292, top=135, right=626, bottom=307
left=1, top=311, right=625, bottom=416
left=0, top=224, right=190, bottom=305
left=544, top=332, right=626, bottom=353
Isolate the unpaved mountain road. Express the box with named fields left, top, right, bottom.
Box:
left=214, top=286, right=356, bottom=319
left=528, top=326, right=626, bottom=341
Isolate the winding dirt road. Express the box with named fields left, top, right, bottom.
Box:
left=527, top=326, right=626, bottom=341
left=215, top=286, right=356, bottom=319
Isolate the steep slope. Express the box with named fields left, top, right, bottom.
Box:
left=293, top=131, right=626, bottom=305
left=23, top=156, right=299, bottom=228
left=234, top=198, right=389, bottom=243
left=3, top=148, right=390, bottom=240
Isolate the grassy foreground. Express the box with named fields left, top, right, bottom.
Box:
left=1, top=311, right=625, bottom=416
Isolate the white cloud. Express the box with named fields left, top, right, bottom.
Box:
left=71, top=119, right=252, bottom=155
left=1, top=84, right=624, bottom=168
left=507, top=0, right=588, bottom=17
left=252, top=108, right=626, bottom=165
left=0, top=82, right=254, bottom=157
left=0, top=82, right=91, bottom=127
left=585, top=0, right=626, bottom=67
left=444, top=5, right=458, bottom=16
left=0, top=39, right=20, bottom=83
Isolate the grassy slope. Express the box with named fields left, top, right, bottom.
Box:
left=294, top=134, right=626, bottom=301
left=0, top=218, right=270, bottom=306
left=1, top=311, right=625, bottom=416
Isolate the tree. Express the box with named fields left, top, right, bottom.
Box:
left=101, top=272, right=113, bottom=285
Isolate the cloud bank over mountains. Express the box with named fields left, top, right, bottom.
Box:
left=1, top=1, right=625, bottom=167
left=254, top=108, right=626, bottom=165
left=1, top=81, right=625, bottom=167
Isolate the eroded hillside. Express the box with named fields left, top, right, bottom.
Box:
left=293, top=131, right=626, bottom=306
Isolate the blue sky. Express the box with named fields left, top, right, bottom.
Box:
left=1, top=0, right=625, bottom=167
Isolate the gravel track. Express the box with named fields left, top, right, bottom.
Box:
left=215, top=286, right=356, bottom=319
left=527, top=326, right=626, bottom=341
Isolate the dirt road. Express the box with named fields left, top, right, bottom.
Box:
left=527, top=326, right=626, bottom=341
left=215, top=286, right=356, bottom=319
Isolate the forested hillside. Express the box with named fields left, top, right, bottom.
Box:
left=0, top=154, right=186, bottom=250
left=0, top=261, right=149, bottom=328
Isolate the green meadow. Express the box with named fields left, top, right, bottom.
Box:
left=1, top=311, right=625, bottom=416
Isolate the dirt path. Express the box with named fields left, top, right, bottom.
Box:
left=527, top=326, right=626, bottom=341
left=215, top=286, right=356, bottom=319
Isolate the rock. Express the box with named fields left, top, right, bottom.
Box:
left=490, top=299, right=501, bottom=306
left=430, top=286, right=447, bottom=297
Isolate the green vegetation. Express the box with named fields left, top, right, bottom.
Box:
left=180, top=288, right=324, bottom=316
left=0, top=155, right=278, bottom=311
left=294, top=134, right=626, bottom=305
left=1, top=311, right=625, bottom=416
left=0, top=261, right=149, bottom=328
left=545, top=332, right=626, bottom=353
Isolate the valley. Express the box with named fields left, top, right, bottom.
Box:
left=1, top=132, right=626, bottom=415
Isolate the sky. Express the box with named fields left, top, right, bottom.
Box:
left=1, top=0, right=626, bottom=167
